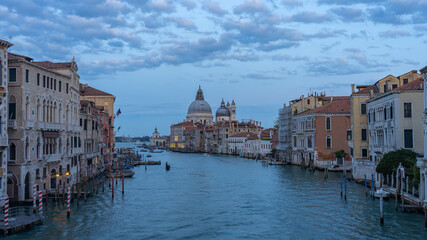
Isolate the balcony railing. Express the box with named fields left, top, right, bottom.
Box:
left=0, top=136, right=8, bottom=147
left=8, top=119, right=17, bottom=129
left=38, top=122, right=65, bottom=131
left=26, top=120, right=34, bottom=129
left=43, top=154, right=62, bottom=162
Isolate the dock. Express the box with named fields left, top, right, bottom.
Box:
left=0, top=206, right=42, bottom=235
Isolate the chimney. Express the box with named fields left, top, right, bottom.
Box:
left=301, top=94, right=305, bottom=111
left=370, top=89, right=374, bottom=98
left=351, top=84, right=355, bottom=94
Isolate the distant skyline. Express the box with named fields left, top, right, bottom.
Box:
left=1, top=0, right=426, bottom=136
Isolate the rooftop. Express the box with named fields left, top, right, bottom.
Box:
left=298, top=97, right=350, bottom=115
left=80, top=83, right=114, bottom=96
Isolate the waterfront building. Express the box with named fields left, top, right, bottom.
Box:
left=366, top=78, right=424, bottom=184
left=228, top=132, right=257, bottom=156
left=0, top=39, right=13, bottom=207
left=150, top=127, right=168, bottom=147
left=418, top=65, right=427, bottom=204
left=350, top=70, right=422, bottom=181
left=277, top=104, right=291, bottom=162
left=291, top=97, right=351, bottom=168
left=170, top=121, right=197, bottom=152
left=79, top=100, right=104, bottom=178
left=186, top=86, right=213, bottom=125
left=80, top=84, right=116, bottom=157
left=7, top=52, right=81, bottom=202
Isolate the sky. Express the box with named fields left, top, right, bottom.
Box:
left=1, top=0, right=426, bottom=137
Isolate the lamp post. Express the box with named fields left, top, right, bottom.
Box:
left=56, top=173, right=60, bottom=202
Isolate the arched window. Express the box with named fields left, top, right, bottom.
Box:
left=25, top=137, right=29, bottom=160
left=9, top=143, right=16, bottom=161
left=37, top=137, right=40, bottom=159
left=325, top=117, right=331, bottom=130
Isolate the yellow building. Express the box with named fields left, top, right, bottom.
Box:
left=350, top=70, right=422, bottom=181
left=80, top=84, right=116, bottom=152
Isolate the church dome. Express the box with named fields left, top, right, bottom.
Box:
left=187, top=86, right=212, bottom=115
left=216, top=99, right=230, bottom=117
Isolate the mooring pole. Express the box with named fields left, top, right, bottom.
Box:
left=344, top=177, right=347, bottom=201
left=365, top=175, right=367, bottom=196
left=379, top=188, right=384, bottom=225
left=67, top=187, right=71, bottom=218
left=340, top=175, right=343, bottom=198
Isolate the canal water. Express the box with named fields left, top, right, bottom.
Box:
left=9, top=142, right=427, bottom=239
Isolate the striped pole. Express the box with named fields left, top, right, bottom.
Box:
left=33, top=184, right=37, bottom=213
left=4, top=197, right=9, bottom=236
left=67, top=187, right=71, bottom=217
left=38, top=191, right=43, bottom=218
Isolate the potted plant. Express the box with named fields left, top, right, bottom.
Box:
left=334, top=150, right=347, bottom=165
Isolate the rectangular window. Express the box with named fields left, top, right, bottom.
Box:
left=59, top=165, right=63, bottom=175
left=84, top=119, right=87, bottom=130
left=50, top=78, right=53, bottom=89
left=404, top=103, right=412, bottom=118
left=326, top=136, right=332, bottom=149
left=403, top=78, right=408, bottom=85
left=80, top=118, right=83, bottom=126
left=43, top=168, right=47, bottom=178
left=36, top=169, right=40, bottom=179
left=384, top=109, right=387, bottom=120
left=43, top=75, right=46, bottom=87
left=383, top=84, right=387, bottom=93
left=361, top=103, right=367, bottom=115
left=361, top=129, right=367, bottom=141
left=362, top=148, right=368, bottom=158
left=37, top=73, right=40, bottom=86
left=307, top=136, right=312, bottom=148
left=59, top=81, right=62, bottom=92
left=66, top=83, right=69, bottom=94
left=326, top=117, right=331, bottom=130
left=390, top=106, right=393, bottom=119
left=404, top=129, right=413, bottom=149
left=47, top=77, right=49, bottom=88
left=9, top=68, right=16, bottom=82
left=25, top=69, right=29, bottom=83
left=54, top=79, right=56, bottom=90
left=392, top=84, right=398, bottom=89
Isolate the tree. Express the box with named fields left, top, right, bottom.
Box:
left=375, top=149, right=420, bottom=187
left=273, top=118, right=279, bottom=130
left=334, top=150, right=347, bottom=159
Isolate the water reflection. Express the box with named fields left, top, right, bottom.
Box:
left=8, top=143, right=427, bottom=239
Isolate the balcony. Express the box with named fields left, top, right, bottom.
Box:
left=38, top=122, right=65, bottom=131
left=26, top=120, right=34, bottom=129
left=67, top=125, right=83, bottom=132
left=83, top=151, right=99, bottom=159
left=43, top=154, right=62, bottom=162
left=8, top=120, right=17, bottom=129
left=0, top=136, right=8, bottom=147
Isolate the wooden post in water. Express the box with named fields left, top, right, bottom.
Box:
left=122, top=165, right=124, bottom=195
left=77, top=180, right=81, bottom=207
left=115, top=161, right=118, bottom=185
left=62, top=184, right=65, bottom=204
left=108, top=164, right=111, bottom=188
left=365, top=175, right=368, bottom=196
left=112, top=171, right=115, bottom=199
left=84, top=176, right=87, bottom=201
left=340, top=175, right=343, bottom=198
left=344, top=177, right=347, bottom=201
left=378, top=188, right=384, bottom=225
left=424, top=204, right=427, bottom=228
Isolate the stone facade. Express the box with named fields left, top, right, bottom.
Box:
left=277, top=104, right=291, bottom=162
left=7, top=53, right=81, bottom=201
left=0, top=39, right=12, bottom=207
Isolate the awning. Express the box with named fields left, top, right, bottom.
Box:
left=43, top=131, right=60, bottom=138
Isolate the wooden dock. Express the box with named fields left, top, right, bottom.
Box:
left=0, top=214, right=42, bottom=235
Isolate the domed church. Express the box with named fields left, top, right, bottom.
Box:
left=215, top=99, right=236, bottom=122
left=186, top=86, right=214, bottom=125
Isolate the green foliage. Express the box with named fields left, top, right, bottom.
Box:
left=271, top=148, right=277, bottom=156
left=412, top=164, right=420, bottom=188
left=375, top=149, right=418, bottom=176
left=334, top=150, right=347, bottom=159
left=273, top=118, right=279, bottom=130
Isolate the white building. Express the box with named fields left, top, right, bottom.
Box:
left=418, top=65, right=427, bottom=205
left=7, top=53, right=81, bottom=202
left=0, top=39, right=13, bottom=207
left=228, top=132, right=257, bottom=156
left=367, top=79, right=424, bottom=185
left=277, top=104, right=292, bottom=162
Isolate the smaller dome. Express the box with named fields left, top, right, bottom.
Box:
left=216, top=99, right=230, bottom=117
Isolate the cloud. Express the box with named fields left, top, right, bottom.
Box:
left=257, top=41, right=299, bottom=51
left=242, top=73, right=281, bottom=80
left=329, top=7, right=364, bottom=22
left=317, top=0, right=385, bottom=5
left=179, top=0, right=197, bottom=10
left=269, top=54, right=308, bottom=61
left=167, top=17, right=197, bottom=30
left=289, top=11, right=333, bottom=23
left=367, top=7, right=405, bottom=24
left=233, top=0, right=270, bottom=15
left=378, top=30, right=411, bottom=38
left=281, top=0, right=303, bottom=8
left=146, top=0, right=176, bottom=13
left=202, top=1, right=228, bottom=16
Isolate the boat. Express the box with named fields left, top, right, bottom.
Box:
left=147, top=154, right=152, bottom=157
left=140, top=149, right=148, bottom=152
left=165, top=162, right=171, bottom=171
left=203, top=153, right=210, bottom=157
left=135, top=141, right=143, bottom=146
left=150, top=149, right=164, bottom=153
